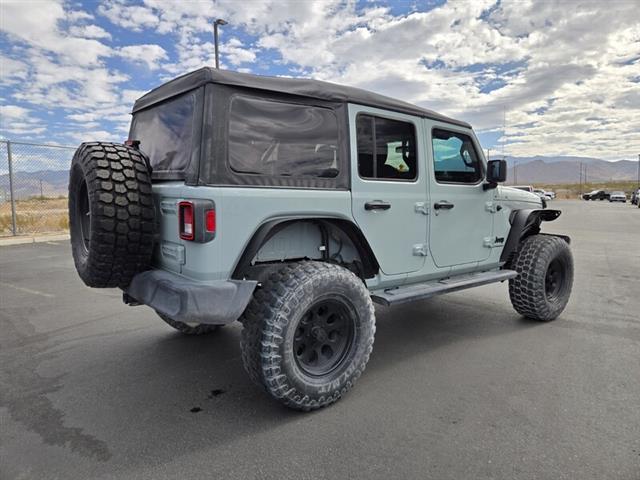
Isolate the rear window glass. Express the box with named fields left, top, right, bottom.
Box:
left=130, top=92, right=196, bottom=174
left=228, top=96, right=340, bottom=178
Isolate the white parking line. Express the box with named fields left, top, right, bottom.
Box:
left=0, top=282, right=55, bottom=298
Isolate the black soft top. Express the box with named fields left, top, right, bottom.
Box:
left=132, top=67, right=470, bottom=128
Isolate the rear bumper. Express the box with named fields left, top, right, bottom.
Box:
left=125, top=270, right=257, bottom=325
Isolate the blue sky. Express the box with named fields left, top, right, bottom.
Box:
left=1, top=0, right=639, bottom=160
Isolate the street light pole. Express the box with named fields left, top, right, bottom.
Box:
left=213, top=18, right=228, bottom=69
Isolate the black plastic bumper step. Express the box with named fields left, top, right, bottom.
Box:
left=371, top=269, right=518, bottom=306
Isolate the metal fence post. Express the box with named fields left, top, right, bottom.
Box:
left=7, top=140, right=17, bottom=235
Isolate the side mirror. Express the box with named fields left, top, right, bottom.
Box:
left=484, top=159, right=507, bottom=189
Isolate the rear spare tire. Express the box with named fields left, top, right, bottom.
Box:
left=69, top=142, right=155, bottom=288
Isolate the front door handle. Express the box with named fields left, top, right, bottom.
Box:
left=365, top=200, right=391, bottom=211
left=434, top=201, right=455, bottom=210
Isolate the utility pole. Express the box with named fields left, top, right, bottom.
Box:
left=502, top=106, right=506, bottom=159
left=7, top=140, right=17, bottom=235
left=637, top=153, right=640, bottom=189
left=213, top=18, right=228, bottom=69
left=584, top=164, right=587, bottom=185
left=39, top=179, right=43, bottom=199
left=579, top=162, right=583, bottom=195
left=514, top=160, right=518, bottom=184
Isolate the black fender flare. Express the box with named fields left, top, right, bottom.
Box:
left=231, top=216, right=380, bottom=280
left=500, top=209, right=569, bottom=265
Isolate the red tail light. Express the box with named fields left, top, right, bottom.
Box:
left=205, top=209, right=216, bottom=233
left=179, top=201, right=194, bottom=240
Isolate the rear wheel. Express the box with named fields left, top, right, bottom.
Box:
left=240, top=261, right=375, bottom=411
left=508, top=235, right=573, bottom=321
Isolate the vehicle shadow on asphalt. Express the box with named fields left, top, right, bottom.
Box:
left=61, top=294, right=541, bottom=468
left=2, top=287, right=542, bottom=474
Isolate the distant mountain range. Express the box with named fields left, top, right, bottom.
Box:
left=489, top=156, right=638, bottom=185
left=0, top=156, right=638, bottom=199
left=0, top=170, right=69, bottom=200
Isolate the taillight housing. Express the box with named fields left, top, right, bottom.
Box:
left=178, top=201, right=194, bottom=241
left=178, top=199, right=216, bottom=243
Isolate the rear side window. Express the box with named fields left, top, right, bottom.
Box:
left=432, top=128, right=483, bottom=183
left=130, top=92, right=196, bottom=174
left=356, top=115, right=417, bottom=181
left=229, top=96, right=340, bottom=178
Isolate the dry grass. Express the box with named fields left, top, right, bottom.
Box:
left=0, top=196, right=69, bottom=236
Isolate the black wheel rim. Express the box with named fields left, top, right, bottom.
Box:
left=293, top=298, right=355, bottom=377
left=78, top=180, right=91, bottom=253
left=545, top=258, right=565, bottom=300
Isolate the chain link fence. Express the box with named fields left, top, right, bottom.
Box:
left=0, top=140, right=76, bottom=237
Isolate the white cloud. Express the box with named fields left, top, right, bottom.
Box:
left=225, top=38, right=257, bottom=66
left=66, top=10, right=94, bottom=22
left=69, top=24, right=112, bottom=40
left=1, top=105, right=31, bottom=121
left=0, top=105, right=46, bottom=135
left=0, top=0, right=112, bottom=66
left=117, top=44, right=168, bottom=70
left=0, top=55, right=29, bottom=84
left=97, top=0, right=160, bottom=31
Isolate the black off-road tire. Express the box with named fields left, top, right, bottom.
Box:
left=69, top=142, right=155, bottom=288
left=509, top=234, right=573, bottom=322
left=240, top=261, right=376, bottom=411
left=156, top=312, right=221, bottom=335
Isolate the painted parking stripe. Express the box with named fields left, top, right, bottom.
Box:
left=0, top=282, right=55, bottom=298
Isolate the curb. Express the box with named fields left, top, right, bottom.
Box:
left=0, top=233, right=70, bottom=247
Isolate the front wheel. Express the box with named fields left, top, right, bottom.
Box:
left=508, top=235, right=573, bottom=322
left=240, top=261, right=375, bottom=411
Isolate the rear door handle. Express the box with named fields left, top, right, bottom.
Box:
left=434, top=201, right=455, bottom=210
left=365, top=200, right=391, bottom=211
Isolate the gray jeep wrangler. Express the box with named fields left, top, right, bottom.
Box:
left=68, top=68, right=573, bottom=411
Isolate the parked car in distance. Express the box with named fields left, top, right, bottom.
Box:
left=512, top=185, right=534, bottom=193
left=631, top=189, right=640, bottom=205
left=533, top=189, right=553, bottom=201
left=582, top=190, right=609, bottom=201
left=609, top=191, right=627, bottom=202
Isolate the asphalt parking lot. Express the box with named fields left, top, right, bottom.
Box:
left=1, top=199, right=638, bottom=480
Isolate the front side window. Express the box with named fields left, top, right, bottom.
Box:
left=228, top=96, right=340, bottom=178
left=356, top=115, right=417, bottom=180
left=130, top=92, right=196, bottom=174
left=432, top=128, right=483, bottom=183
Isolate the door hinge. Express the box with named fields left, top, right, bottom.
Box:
left=485, top=201, right=502, bottom=213
left=483, top=236, right=505, bottom=248
left=414, top=202, right=429, bottom=215
left=413, top=243, right=429, bottom=256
